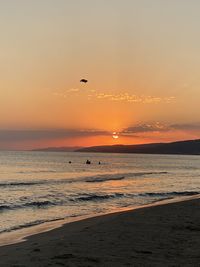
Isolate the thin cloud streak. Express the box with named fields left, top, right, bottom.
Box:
left=0, top=122, right=199, bottom=149
left=0, top=129, right=110, bottom=142
left=121, top=122, right=167, bottom=135
left=0, top=123, right=199, bottom=143
left=170, top=123, right=200, bottom=131
left=54, top=88, right=175, bottom=104
left=121, top=122, right=200, bottom=136
left=94, top=93, right=175, bottom=104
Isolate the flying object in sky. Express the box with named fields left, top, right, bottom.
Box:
left=80, top=79, right=88, bottom=83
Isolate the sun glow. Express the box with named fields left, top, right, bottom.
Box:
left=112, top=132, right=119, bottom=139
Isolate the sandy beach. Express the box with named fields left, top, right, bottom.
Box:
left=0, top=198, right=199, bottom=267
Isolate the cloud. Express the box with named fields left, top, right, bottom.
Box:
left=2, top=123, right=199, bottom=148
left=121, top=122, right=168, bottom=135
left=121, top=122, right=200, bottom=136
left=0, top=129, right=110, bottom=143
left=53, top=88, right=175, bottom=104
left=93, top=92, right=175, bottom=104
left=170, top=123, right=200, bottom=131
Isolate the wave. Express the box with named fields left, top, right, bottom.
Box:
left=86, top=176, right=125, bottom=183
left=0, top=171, right=168, bottom=188
left=17, top=170, right=57, bottom=174
left=85, top=172, right=168, bottom=183
left=0, top=217, right=65, bottom=234
left=0, top=213, right=89, bottom=234
left=70, top=191, right=200, bottom=202
left=0, top=191, right=199, bottom=214
left=0, top=181, right=43, bottom=187
left=1, top=190, right=199, bottom=235
left=71, top=193, right=124, bottom=202
left=0, top=200, right=62, bottom=212
left=139, top=191, right=200, bottom=197
left=0, top=204, right=11, bottom=211
left=130, top=171, right=168, bottom=176
left=24, top=200, right=57, bottom=208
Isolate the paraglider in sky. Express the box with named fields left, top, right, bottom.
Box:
left=80, top=79, right=88, bottom=83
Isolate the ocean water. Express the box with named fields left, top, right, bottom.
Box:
left=0, top=151, right=200, bottom=236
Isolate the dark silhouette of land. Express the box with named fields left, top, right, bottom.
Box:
left=77, top=139, right=200, bottom=155
left=32, top=146, right=82, bottom=152
left=32, top=139, right=200, bottom=155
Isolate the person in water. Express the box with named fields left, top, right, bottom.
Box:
left=86, top=160, right=91, bottom=164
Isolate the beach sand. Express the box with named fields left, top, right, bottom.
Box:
left=0, top=198, right=200, bottom=266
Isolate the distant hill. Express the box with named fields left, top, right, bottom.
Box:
left=76, top=139, right=200, bottom=155
left=32, top=146, right=82, bottom=152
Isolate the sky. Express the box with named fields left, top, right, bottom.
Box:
left=0, top=0, right=200, bottom=149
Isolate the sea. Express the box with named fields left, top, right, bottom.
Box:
left=0, top=151, right=200, bottom=241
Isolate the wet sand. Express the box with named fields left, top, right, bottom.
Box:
left=0, top=198, right=200, bottom=266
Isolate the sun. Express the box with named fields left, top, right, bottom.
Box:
left=112, top=132, right=119, bottom=139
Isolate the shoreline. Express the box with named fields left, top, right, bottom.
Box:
left=0, top=194, right=200, bottom=248
left=0, top=194, right=199, bottom=247
left=1, top=196, right=200, bottom=265
left=1, top=195, right=200, bottom=266
left=0, top=194, right=199, bottom=248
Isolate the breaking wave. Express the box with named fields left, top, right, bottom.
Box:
left=0, top=171, right=169, bottom=188
left=70, top=191, right=199, bottom=202
left=1, top=190, right=198, bottom=213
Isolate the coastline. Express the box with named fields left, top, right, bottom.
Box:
left=0, top=194, right=199, bottom=247
left=0, top=195, right=200, bottom=266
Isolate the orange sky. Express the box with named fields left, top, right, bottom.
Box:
left=0, top=1, right=200, bottom=149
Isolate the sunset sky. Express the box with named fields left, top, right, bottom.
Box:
left=0, top=0, right=200, bottom=149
